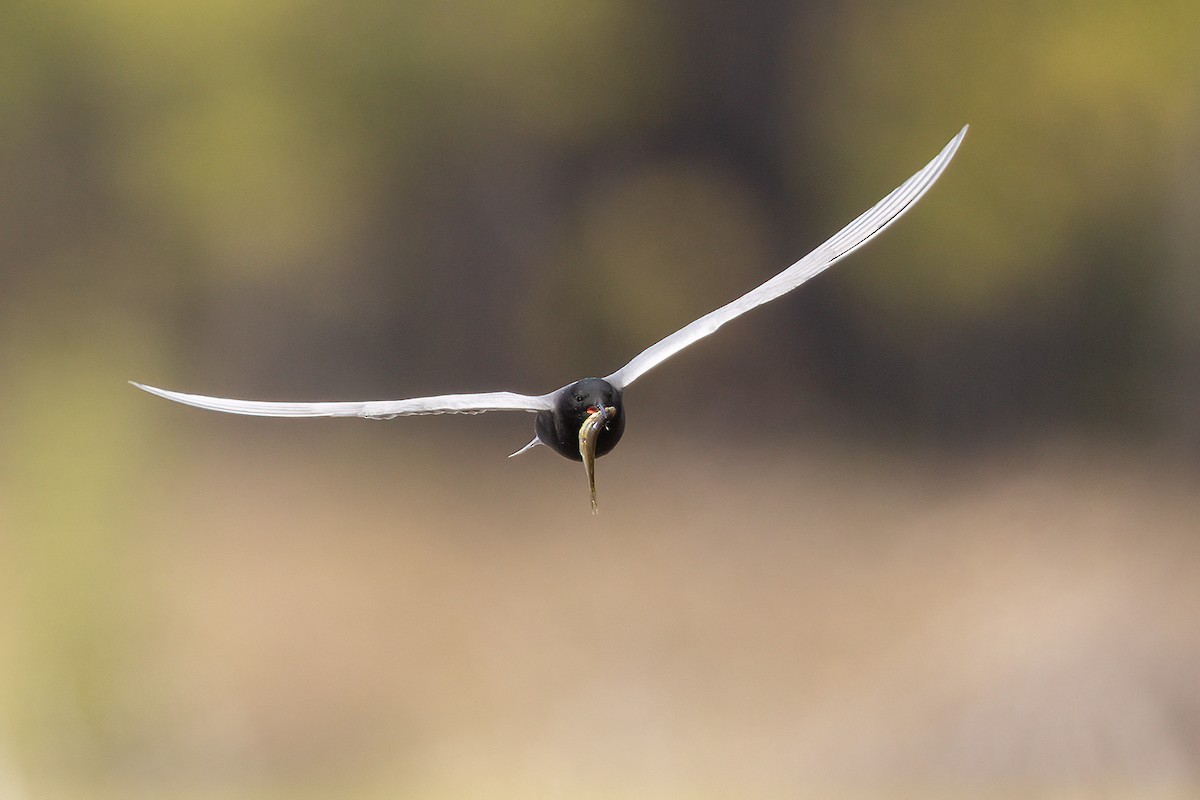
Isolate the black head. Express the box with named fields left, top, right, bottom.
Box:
left=535, top=378, right=625, bottom=461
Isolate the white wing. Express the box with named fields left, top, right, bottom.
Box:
left=605, top=125, right=967, bottom=390
left=130, top=381, right=553, bottom=419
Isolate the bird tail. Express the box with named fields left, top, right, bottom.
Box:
left=507, top=437, right=542, bottom=458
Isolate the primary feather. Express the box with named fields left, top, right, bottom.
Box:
left=604, top=125, right=967, bottom=390
left=129, top=382, right=553, bottom=419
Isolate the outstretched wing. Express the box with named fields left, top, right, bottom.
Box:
left=605, top=125, right=967, bottom=390
left=130, top=382, right=553, bottom=419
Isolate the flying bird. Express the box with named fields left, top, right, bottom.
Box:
left=133, top=125, right=967, bottom=512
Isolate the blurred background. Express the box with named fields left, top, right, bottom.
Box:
left=2, top=0, right=1199, bottom=797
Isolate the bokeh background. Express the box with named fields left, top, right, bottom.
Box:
left=2, top=1, right=1199, bottom=797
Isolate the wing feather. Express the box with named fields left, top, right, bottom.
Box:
left=605, top=125, right=967, bottom=390
left=130, top=382, right=553, bottom=419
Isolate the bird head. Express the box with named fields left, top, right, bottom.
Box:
left=534, top=378, right=625, bottom=462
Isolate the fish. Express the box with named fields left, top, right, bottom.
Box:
left=579, top=405, right=617, bottom=514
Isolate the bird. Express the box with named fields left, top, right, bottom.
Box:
left=132, top=125, right=967, bottom=512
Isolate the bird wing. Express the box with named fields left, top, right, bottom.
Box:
left=604, top=125, right=967, bottom=390
left=130, top=381, right=553, bottom=419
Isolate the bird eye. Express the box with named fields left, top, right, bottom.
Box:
left=574, top=394, right=584, bottom=403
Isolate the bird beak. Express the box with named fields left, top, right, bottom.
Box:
left=579, top=406, right=617, bottom=514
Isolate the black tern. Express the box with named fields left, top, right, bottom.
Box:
left=133, top=125, right=967, bottom=512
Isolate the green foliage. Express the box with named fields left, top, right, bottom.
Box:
left=795, top=0, right=1199, bottom=324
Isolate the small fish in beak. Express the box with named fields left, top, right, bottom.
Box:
left=579, top=405, right=616, bottom=514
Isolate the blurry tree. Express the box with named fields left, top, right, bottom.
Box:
left=784, top=0, right=1200, bottom=438
left=2, top=0, right=1196, bottom=429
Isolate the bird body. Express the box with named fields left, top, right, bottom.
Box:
left=133, top=126, right=968, bottom=511
left=535, top=378, right=625, bottom=462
